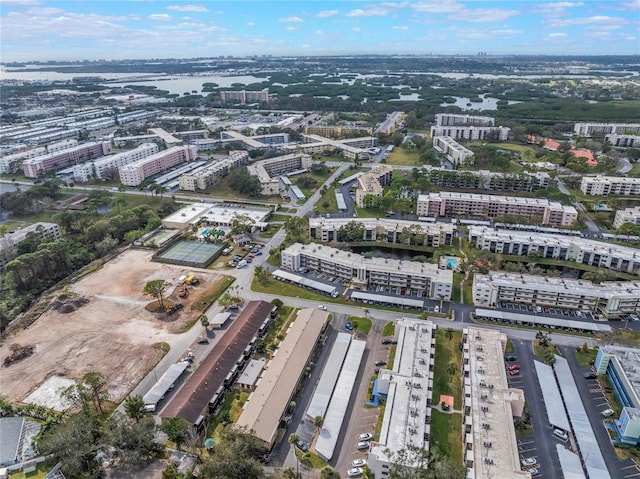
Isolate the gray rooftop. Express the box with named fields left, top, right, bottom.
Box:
left=533, top=360, right=571, bottom=431
left=0, top=417, right=23, bottom=467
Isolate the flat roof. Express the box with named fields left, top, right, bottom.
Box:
left=533, top=361, right=571, bottom=431
left=163, top=203, right=270, bottom=227
left=290, top=185, right=305, bottom=200
left=0, top=417, right=23, bottom=466
left=335, top=191, right=347, bottom=211
left=235, top=308, right=328, bottom=445
left=204, top=311, right=232, bottom=327
left=161, top=300, right=272, bottom=424
left=310, top=217, right=455, bottom=234
left=237, top=358, right=266, bottom=387
left=350, top=291, right=424, bottom=308
left=474, top=309, right=612, bottom=333
left=143, top=362, right=190, bottom=406
left=272, top=269, right=337, bottom=294
left=419, top=191, right=570, bottom=208
left=599, top=345, right=640, bottom=406
left=556, top=444, right=586, bottom=479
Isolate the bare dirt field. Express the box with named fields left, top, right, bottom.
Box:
left=1, top=248, right=225, bottom=406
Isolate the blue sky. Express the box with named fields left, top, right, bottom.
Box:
left=1, top=0, right=639, bottom=61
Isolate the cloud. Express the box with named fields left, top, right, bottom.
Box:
left=149, top=13, right=172, bottom=21
left=539, top=1, right=584, bottom=8
left=620, top=0, right=640, bottom=9
left=278, top=16, right=303, bottom=23
left=247, top=22, right=255, bottom=27
left=451, top=8, right=519, bottom=23
left=166, top=4, right=208, bottom=13
left=411, top=1, right=464, bottom=13
left=492, top=29, right=523, bottom=35
left=625, top=35, right=637, bottom=40
left=0, top=0, right=41, bottom=4
left=352, top=27, right=362, bottom=32
left=345, top=7, right=388, bottom=17
left=547, top=32, right=568, bottom=38
left=286, top=26, right=300, bottom=31
left=550, top=15, right=628, bottom=26
left=392, top=25, right=409, bottom=30
left=315, top=10, right=339, bottom=18
left=26, top=6, right=63, bottom=15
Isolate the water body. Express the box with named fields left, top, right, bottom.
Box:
left=350, top=245, right=432, bottom=261
left=104, top=75, right=267, bottom=95
left=440, top=94, right=521, bottom=111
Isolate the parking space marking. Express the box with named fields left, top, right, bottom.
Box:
left=622, top=464, right=639, bottom=470
left=589, top=388, right=602, bottom=393
left=624, top=473, right=640, bottom=478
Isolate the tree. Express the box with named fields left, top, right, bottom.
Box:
left=82, top=372, right=109, bottom=416
left=283, top=216, right=307, bottom=239
left=124, top=395, right=146, bottom=423
left=536, top=330, right=551, bottom=348
left=312, top=415, right=324, bottom=440
left=161, top=417, right=189, bottom=450
left=320, top=466, right=341, bottom=479
left=200, top=314, right=210, bottom=331
left=385, top=446, right=465, bottom=479
left=199, top=427, right=266, bottom=479
left=104, top=413, right=163, bottom=465
left=447, top=362, right=457, bottom=376
left=227, top=166, right=261, bottom=196
left=143, top=279, right=168, bottom=309
left=446, top=328, right=454, bottom=341
left=288, top=433, right=300, bottom=479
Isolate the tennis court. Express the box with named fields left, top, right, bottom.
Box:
left=154, top=240, right=224, bottom=268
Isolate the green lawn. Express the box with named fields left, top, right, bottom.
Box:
left=314, top=188, right=339, bottom=214
left=430, top=410, right=463, bottom=466
left=348, top=316, right=372, bottom=334
left=385, top=148, right=421, bottom=166
left=382, top=321, right=395, bottom=337
left=433, top=329, right=463, bottom=410
left=575, top=346, right=598, bottom=368
left=258, top=224, right=281, bottom=238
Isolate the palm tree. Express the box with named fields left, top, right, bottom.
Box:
left=312, top=416, right=324, bottom=441
left=288, top=432, right=300, bottom=479
left=446, top=327, right=454, bottom=341
left=447, top=362, right=457, bottom=376
left=123, top=395, right=145, bottom=423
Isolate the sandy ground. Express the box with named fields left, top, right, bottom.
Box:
left=1, top=249, right=224, bottom=406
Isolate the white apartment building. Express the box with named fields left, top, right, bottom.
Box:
left=469, top=226, right=640, bottom=275
left=462, top=327, right=528, bottom=479
left=432, top=135, right=474, bottom=165
left=580, top=176, right=640, bottom=196
left=220, top=88, right=269, bottom=103
left=473, top=272, right=640, bottom=318
left=247, top=153, right=313, bottom=195
left=284, top=134, right=376, bottom=160
left=118, top=145, right=197, bottom=186
left=281, top=242, right=453, bottom=300
left=417, top=192, right=578, bottom=227
left=430, top=125, right=510, bottom=141
left=0, top=139, right=78, bottom=174
left=428, top=168, right=550, bottom=192
left=368, top=318, right=436, bottom=478
left=606, top=134, right=640, bottom=148
left=574, top=123, right=640, bottom=137
left=614, top=207, right=640, bottom=229
left=72, top=143, right=159, bottom=182
left=435, top=113, right=495, bottom=127
left=309, top=217, right=454, bottom=247
left=376, top=111, right=406, bottom=134
left=178, top=150, right=249, bottom=191
left=22, top=142, right=111, bottom=178
left=0, top=222, right=61, bottom=269
left=355, top=164, right=393, bottom=208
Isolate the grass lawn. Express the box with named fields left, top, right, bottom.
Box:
left=8, top=462, right=55, bottom=479
left=314, top=188, right=339, bottom=214
left=382, top=321, right=395, bottom=337
left=575, top=346, right=598, bottom=368
left=298, top=450, right=328, bottom=469
left=348, top=316, right=372, bottom=334
left=385, top=148, right=421, bottom=166
left=433, top=329, right=463, bottom=410
left=462, top=274, right=474, bottom=305
left=252, top=277, right=335, bottom=303
left=270, top=213, right=292, bottom=221
left=628, top=162, right=640, bottom=178
left=430, top=410, right=463, bottom=466
left=190, top=275, right=235, bottom=312
left=505, top=338, right=515, bottom=354
left=452, top=272, right=463, bottom=304
left=258, top=224, right=281, bottom=238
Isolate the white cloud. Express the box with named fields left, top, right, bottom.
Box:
left=492, top=29, right=523, bottom=35
left=352, top=27, right=362, bottom=32
left=547, top=32, right=568, bottom=38
left=315, top=10, right=339, bottom=18
left=392, top=25, right=409, bottom=30
left=26, top=7, right=63, bottom=15
left=0, top=0, right=41, bottom=4
left=286, top=26, right=300, bottom=31
left=149, top=13, right=172, bottom=21
left=315, top=29, right=324, bottom=35
left=301, top=43, right=311, bottom=48
left=625, top=35, right=638, bottom=40
left=247, top=22, right=255, bottom=27
left=278, top=16, right=303, bottom=23
left=620, top=0, right=640, bottom=9
left=539, top=2, right=584, bottom=8
left=451, top=8, right=519, bottom=23
left=345, top=7, right=388, bottom=17
left=550, top=15, right=628, bottom=26
left=166, top=4, right=208, bottom=13
left=411, top=1, right=464, bottom=14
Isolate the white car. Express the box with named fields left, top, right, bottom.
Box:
left=317, top=305, right=327, bottom=311
left=358, top=433, right=373, bottom=441
left=529, top=468, right=540, bottom=476
left=357, top=441, right=370, bottom=450
left=352, top=459, right=367, bottom=468
left=601, top=408, right=615, bottom=417
left=521, top=458, right=537, bottom=468
left=553, top=428, right=568, bottom=441
left=347, top=467, right=363, bottom=477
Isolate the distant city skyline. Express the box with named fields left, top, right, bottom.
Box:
left=1, top=0, right=639, bottom=62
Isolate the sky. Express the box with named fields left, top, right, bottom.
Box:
left=1, top=0, right=639, bottom=61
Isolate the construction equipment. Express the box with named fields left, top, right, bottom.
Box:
left=178, top=283, right=189, bottom=298
left=185, top=275, right=199, bottom=286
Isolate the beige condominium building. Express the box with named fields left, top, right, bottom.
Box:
left=574, top=122, right=640, bottom=137
left=473, top=272, right=640, bottom=318
left=605, top=134, right=640, bottom=148
left=614, top=207, right=640, bottom=229
left=462, top=327, right=529, bottom=479
left=430, top=125, right=510, bottom=141
left=118, top=145, right=197, bottom=186
left=72, top=142, right=159, bottom=182
left=580, top=176, right=640, bottom=196
left=220, top=88, right=269, bottom=103
left=354, top=164, right=393, bottom=208
left=432, top=135, right=474, bottom=165
left=435, top=113, right=495, bottom=127
left=247, top=153, right=313, bottom=195
left=281, top=242, right=453, bottom=300
left=21, top=141, right=111, bottom=178
left=376, top=111, right=406, bottom=134
left=178, top=150, right=249, bottom=191
left=417, top=192, right=578, bottom=227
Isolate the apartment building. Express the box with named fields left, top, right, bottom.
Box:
left=247, top=153, right=313, bottom=195
left=417, top=192, right=578, bottom=227
left=368, top=318, right=436, bottom=478
left=0, top=139, right=78, bottom=174
left=473, top=272, right=640, bottom=318
left=354, top=164, right=393, bottom=208
left=220, top=88, right=269, bottom=103
left=72, top=143, right=159, bottom=182
left=428, top=169, right=550, bottom=192
left=118, top=145, right=197, bottom=186
left=605, top=134, right=640, bottom=148
left=309, top=217, right=454, bottom=247
left=435, top=113, right=495, bottom=127
left=574, top=123, right=640, bottom=137
left=22, top=141, right=112, bottom=178
left=462, top=327, right=529, bottom=479
left=376, top=111, right=406, bottom=134
left=580, top=176, right=640, bottom=196
left=430, top=125, right=510, bottom=141
left=614, top=207, right=640, bottom=229
left=284, top=134, right=376, bottom=160
left=469, top=226, right=640, bottom=275
left=432, top=135, right=474, bottom=165
left=219, top=130, right=289, bottom=150
left=281, top=242, right=453, bottom=300
left=0, top=222, right=61, bottom=269
left=304, top=124, right=373, bottom=139
left=178, top=150, right=249, bottom=191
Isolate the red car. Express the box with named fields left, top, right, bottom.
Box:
left=507, top=364, right=521, bottom=371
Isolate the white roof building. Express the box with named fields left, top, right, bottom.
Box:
left=162, top=203, right=270, bottom=230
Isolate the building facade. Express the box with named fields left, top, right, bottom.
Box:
left=574, top=123, right=640, bottom=137
left=376, top=111, right=406, bottom=134
left=435, top=113, right=495, bottom=127
left=432, top=136, right=474, bottom=165
left=220, top=88, right=269, bottom=103
left=473, top=272, right=640, bottom=318
left=427, top=169, right=550, bottom=192
left=281, top=242, right=453, bottom=300
left=178, top=151, right=249, bottom=191
left=304, top=124, right=373, bottom=139
left=247, top=153, right=313, bottom=195
left=118, top=145, right=197, bottom=186
left=430, top=125, right=510, bottom=141
left=72, top=143, right=159, bottom=182
left=0, top=222, right=61, bottom=269
left=614, top=207, right=640, bottom=229
left=417, top=192, right=578, bottom=227
left=21, top=141, right=111, bottom=178
left=355, top=164, right=393, bottom=207
left=580, top=176, right=640, bottom=196
left=605, top=134, right=640, bottom=148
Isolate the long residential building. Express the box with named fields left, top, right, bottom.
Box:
left=416, top=192, right=578, bottom=227
left=367, top=318, right=437, bottom=478
left=0, top=139, right=78, bottom=174
left=21, top=141, right=112, bottom=178
left=281, top=242, right=453, bottom=300
left=178, top=151, right=249, bottom=191
left=468, top=226, right=640, bottom=275
left=0, top=222, right=61, bottom=269
left=574, top=123, right=640, bottom=137
left=435, top=113, right=495, bottom=127
left=71, top=143, right=159, bottom=182
left=355, top=164, right=393, bottom=207
left=235, top=308, right=328, bottom=448
left=472, top=272, right=640, bottom=318
left=284, top=134, right=376, bottom=160
left=118, top=145, right=197, bottom=186
left=219, top=130, right=290, bottom=150
left=605, top=134, right=640, bottom=148
left=376, top=111, right=405, bottom=134
left=433, top=135, right=474, bottom=165
left=580, top=176, right=640, bottom=196
left=247, top=153, right=313, bottom=195
left=220, top=88, right=269, bottom=103
left=309, top=217, right=454, bottom=247
left=614, top=207, right=640, bottom=229
left=430, top=125, right=510, bottom=141
left=305, top=124, right=373, bottom=139
left=462, top=327, right=529, bottom=479
left=427, top=168, right=550, bottom=192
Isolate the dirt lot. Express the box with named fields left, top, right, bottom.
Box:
left=1, top=249, right=225, bottom=405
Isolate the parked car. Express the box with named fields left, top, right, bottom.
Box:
left=583, top=371, right=597, bottom=379
left=375, top=360, right=387, bottom=366
left=509, top=369, right=520, bottom=376
left=507, top=365, right=521, bottom=371
left=553, top=428, right=568, bottom=441
left=521, top=458, right=537, bottom=468
left=359, top=433, right=372, bottom=441
left=601, top=408, right=615, bottom=417
left=317, top=305, right=327, bottom=311
left=529, top=468, right=540, bottom=476
left=197, top=337, right=209, bottom=344
left=352, top=459, right=367, bottom=468
left=347, top=467, right=363, bottom=477
left=356, top=441, right=370, bottom=450
left=345, top=322, right=354, bottom=331
left=505, top=354, right=517, bottom=362
left=295, top=441, right=308, bottom=452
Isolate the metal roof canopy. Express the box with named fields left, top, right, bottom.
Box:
left=533, top=360, right=571, bottom=431
left=474, top=309, right=611, bottom=333
left=554, top=355, right=611, bottom=479
left=272, top=269, right=337, bottom=294
left=556, top=444, right=587, bottom=479
left=335, top=191, right=347, bottom=211
left=143, top=362, right=190, bottom=406
left=350, top=290, right=424, bottom=308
